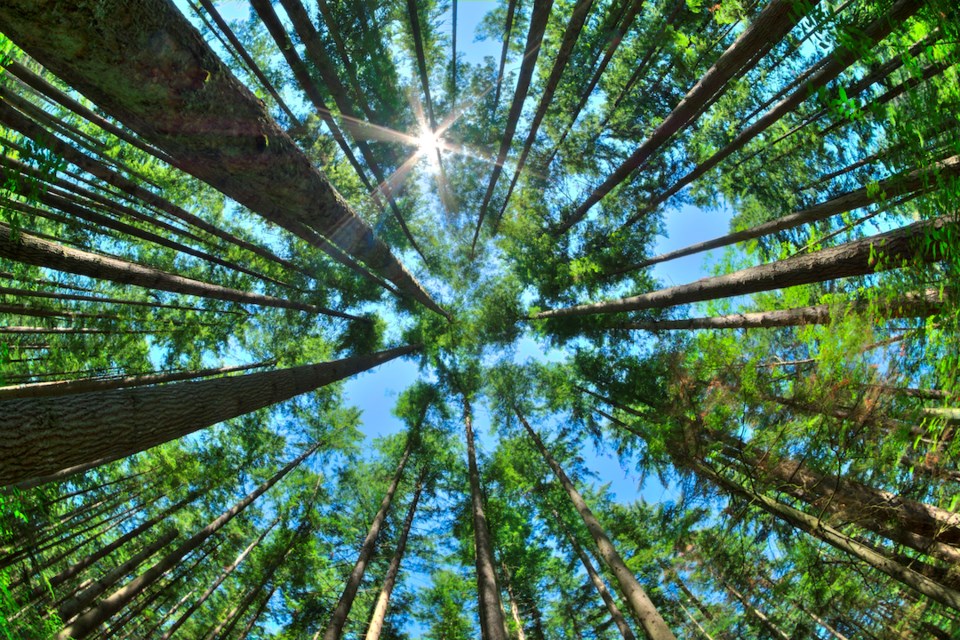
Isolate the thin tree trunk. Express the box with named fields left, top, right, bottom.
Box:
left=322, top=438, right=414, bottom=640
left=0, top=222, right=351, bottom=317
left=560, top=518, right=636, bottom=640
left=0, top=344, right=416, bottom=486
left=0, top=359, right=275, bottom=400
left=473, top=0, right=555, bottom=252
left=466, top=396, right=510, bottom=640
left=492, top=0, right=520, bottom=109
left=722, top=581, right=791, bottom=640
left=695, top=461, right=960, bottom=612
left=614, top=288, right=947, bottom=331
left=559, top=0, right=818, bottom=233
left=0, top=285, right=242, bottom=316
left=0, top=0, right=444, bottom=314
left=55, top=442, right=320, bottom=639
left=517, top=408, right=675, bottom=640
left=534, top=216, right=954, bottom=319
left=158, top=516, right=281, bottom=640
left=500, top=560, right=529, bottom=640
left=364, top=470, right=425, bottom=640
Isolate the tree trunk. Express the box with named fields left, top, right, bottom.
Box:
left=517, top=408, right=676, bottom=640
left=158, top=516, right=281, bottom=640
left=322, top=437, right=414, bottom=640
left=534, top=217, right=954, bottom=319
left=0, top=359, right=276, bottom=400
left=695, top=460, right=960, bottom=612
left=466, top=396, right=510, bottom=640
left=559, top=0, right=818, bottom=233
left=0, top=344, right=415, bottom=486
left=722, top=581, right=791, bottom=640
left=55, top=441, right=320, bottom=639
left=614, top=288, right=946, bottom=331
left=0, top=0, right=444, bottom=315
left=364, top=470, right=425, bottom=640
left=561, top=518, right=636, bottom=640
left=473, top=0, right=555, bottom=251
left=0, top=222, right=344, bottom=316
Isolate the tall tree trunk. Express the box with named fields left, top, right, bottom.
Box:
left=560, top=518, right=636, bottom=640
left=55, top=442, right=320, bottom=639
left=517, top=408, right=676, bottom=640
left=0, top=344, right=415, bottom=486
left=0, top=359, right=276, bottom=400
left=0, top=222, right=346, bottom=316
left=500, top=560, right=528, bottom=640
left=158, top=515, right=281, bottom=640
left=466, top=396, right=510, bottom=640
left=559, top=0, right=818, bottom=233
left=614, top=288, right=946, bottom=331
left=0, top=0, right=444, bottom=315
left=694, top=460, right=960, bottom=612
left=722, top=580, right=791, bottom=640
left=364, top=470, right=425, bottom=640
left=534, top=217, right=954, bottom=319
left=473, top=0, right=555, bottom=251
left=322, top=437, right=414, bottom=640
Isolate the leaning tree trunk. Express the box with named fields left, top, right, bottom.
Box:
left=0, top=344, right=415, bottom=486
left=55, top=442, right=320, bottom=639
left=535, top=217, right=954, bottom=319
left=364, top=469, right=425, bottom=640
left=322, top=437, right=414, bottom=640
left=517, top=408, right=676, bottom=640
left=0, top=0, right=445, bottom=316
left=466, top=396, right=510, bottom=640
left=722, top=580, right=792, bottom=640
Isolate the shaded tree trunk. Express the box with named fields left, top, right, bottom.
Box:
left=0, top=344, right=416, bottom=486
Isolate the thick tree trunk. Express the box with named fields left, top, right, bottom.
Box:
left=615, top=288, right=947, bottom=331
left=560, top=0, right=818, bottom=232
left=466, top=397, right=510, bottom=640
left=322, top=438, right=413, bottom=640
left=473, top=0, right=555, bottom=251
left=0, top=222, right=344, bottom=316
left=0, top=0, right=444, bottom=315
left=517, top=408, right=676, bottom=640
left=0, top=345, right=416, bottom=487
left=535, top=217, right=953, bottom=319
left=0, top=359, right=275, bottom=400
left=158, top=516, right=281, bottom=640
left=561, top=519, right=636, bottom=640
left=695, top=461, right=960, bottom=612
left=55, top=442, right=320, bottom=639
left=364, top=470, right=425, bottom=640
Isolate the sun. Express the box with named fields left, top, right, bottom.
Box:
left=416, top=127, right=441, bottom=157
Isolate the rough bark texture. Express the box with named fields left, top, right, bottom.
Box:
left=0, top=345, right=416, bottom=486
left=322, top=439, right=413, bottom=640
left=560, top=0, right=818, bottom=232
left=55, top=442, right=319, bottom=639
left=467, top=398, right=510, bottom=640
left=536, top=217, right=952, bottom=319
left=0, top=0, right=444, bottom=315
left=517, top=409, right=676, bottom=640
left=0, top=223, right=332, bottom=314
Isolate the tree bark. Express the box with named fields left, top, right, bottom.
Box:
left=0, top=344, right=416, bottom=486
left=467, top=396, right=510, bottom=640
left=322, top=437, right=414, bottom=640
left=722, top=580, right=791, bottom=640
left=364, top=470, right=425, bottom=640
left=0, top=0, right=444, bottom=315
left=55, top=442, right=320, bottom=639
left=534, top=217, right=954, bottom=319
left=517, top=408, right=676, bottom=640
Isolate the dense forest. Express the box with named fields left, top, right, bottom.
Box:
left=0, top=0, right=958, bottom=637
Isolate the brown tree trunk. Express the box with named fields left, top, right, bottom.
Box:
left=535, top=217, right=954, bottom=319
left=0, top=0, right=444, bottom=315
left=364, top=470, right=425, bottom=640
left=55, top=442, right=320, bottom=639
left=0, top=344, right=415, bottom=486
left=517, top=408, right=676, bottom=640
left=467, top=396, right=510, bottom=640
left=322, top=438, right=414, bottom=640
